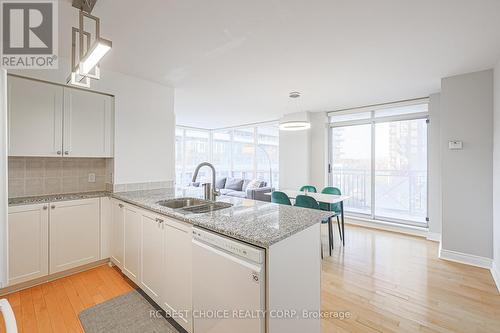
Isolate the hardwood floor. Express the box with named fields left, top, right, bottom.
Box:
left=1, top=223, right=500, bottom=333
left=0, top=265, right=134, bottom=333
left=321, top=222, right=500, bottom=333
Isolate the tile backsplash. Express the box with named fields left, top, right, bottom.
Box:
left=8, top=157, right=113, bottom=198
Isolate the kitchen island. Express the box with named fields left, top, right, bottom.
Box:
left=111, top=188, right=332, bottom=333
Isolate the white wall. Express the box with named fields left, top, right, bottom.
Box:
left=493, top=59, right=500, bottom=285
left=8, top=58, right=176, bottom=186
left=440, top=70, right=494, bottom=259
left=309, top=112, right=329, bottom=191
left=428, top=93, right=442, bottom=239
left=0, top=69, right=8, bottom=287
left=279, top=112, right=311, bottom=189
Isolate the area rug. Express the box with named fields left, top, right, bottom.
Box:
left=79, top=289, right=180, bottom=333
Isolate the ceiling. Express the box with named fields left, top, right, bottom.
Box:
left=59, top=0, right=500, bottom=128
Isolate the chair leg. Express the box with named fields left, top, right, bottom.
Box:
left=328, top=218, right=333, bottom=256
left=337, top=216, right=342, bottom=241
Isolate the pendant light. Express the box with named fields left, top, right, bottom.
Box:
left=279, top=92, right=311, bottom=131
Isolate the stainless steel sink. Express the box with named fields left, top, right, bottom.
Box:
left=181, top=202, right=233, bottom=214
left=156, top=197, right=209, bottom=209
left=156, top=197, right=233, bottom=214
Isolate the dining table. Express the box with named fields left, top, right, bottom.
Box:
left=266, top=189, right=351, bottom=246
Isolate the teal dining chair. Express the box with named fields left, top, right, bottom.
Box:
left=271, top=191, right=292, bottom=205
left=295, top=195, right=334, bottom=257
left=299, top=185, right=317, bottom=193
left=320, top=187, right=343, bottom=243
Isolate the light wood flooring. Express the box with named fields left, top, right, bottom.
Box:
left=1, top=222, right=500, bottom=333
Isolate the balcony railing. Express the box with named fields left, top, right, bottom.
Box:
left=332, top=168, right=427, bottom=222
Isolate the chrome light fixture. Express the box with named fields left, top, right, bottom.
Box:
left=67, top=0, right=112, bottom=88
left=279, top=92, right=311, bottom=131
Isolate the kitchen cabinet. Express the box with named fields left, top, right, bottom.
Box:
left=8, top=76, right=63, bottom=157
left=139, top=210, right=165, bottom=304
left=123, top=204, right=141, bottom=283
left=163, top=217, right=193, bottom=333
left=7, top=75, right=114, bottom=158
left=7, top=203, right=49, bottom=285
left=63, top=88, right=113, bottom=157
left=49, top=198, right=100, bottom=274
left=111, top=199, right=124, bottom=268
left=100, top=197, right=112, bottom=260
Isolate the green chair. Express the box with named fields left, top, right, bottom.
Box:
left=299, top=185, right=317, bottom=193
left=295, top=195, right=333, bottom=257
left=271, top=191, right=292, bottom=205
left=319, top=187, right=343, bottom=243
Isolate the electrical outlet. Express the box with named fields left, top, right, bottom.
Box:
left=88, top=173, right=96, bottom=183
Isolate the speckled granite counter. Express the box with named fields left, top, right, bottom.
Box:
left=112, top=188, right=332, bottom=248
left=8, top=191, right=109, bottom=206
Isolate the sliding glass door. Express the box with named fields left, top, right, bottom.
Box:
left=329, top=101, right=428, bottom=226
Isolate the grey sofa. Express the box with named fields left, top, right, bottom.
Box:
left=190, top=177, right=273, bottom=202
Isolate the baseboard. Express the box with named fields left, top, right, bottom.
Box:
left=491, top=261, right=500, bottom=294
left=345, top=216, right=428, bottom=238
left=438, top=245, right=492, bottom=269
left=426, top=232, right=441, bottom=242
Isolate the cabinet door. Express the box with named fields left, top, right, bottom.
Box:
left=8, top=76, right=63, bottom=157
left=49, top=198, right=99, bottom=274
left=110, top=199, right=124, bottom=268
left=63, top=88, right=113, bottom=157
left=100, top=197, right=112, bottom=260
left=163, top=218, right=193, bottom=333
left=123, top=204, right=141, bottom=283
left=8, top=203, right=49, bottom=285
left=140, top=211, right=165, bottom=304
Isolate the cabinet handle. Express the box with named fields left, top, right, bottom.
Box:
left=64, top=151, right=69, bottom=155
left=43, top=206, right=48, bottom=210
left=56, top=151, right=62, bottom=155
left=51, top=205, right=56, bottom=209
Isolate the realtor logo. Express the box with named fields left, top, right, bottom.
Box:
left=1, top=0, right=58, bottom=68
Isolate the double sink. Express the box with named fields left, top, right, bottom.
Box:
left=157, top=197, right=232, bottom=214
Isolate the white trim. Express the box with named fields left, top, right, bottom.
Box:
left=345, top=216, right=428, bottom=238
left=438, top=246, right=493, bottom=269
left=491, top=261, right=500, bottom=294
left=327, top=97, right=429, bottom=116
left=426, top=232, right=441, bottom=242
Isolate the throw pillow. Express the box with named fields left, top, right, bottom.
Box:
left=224, top=177, right=244, bottom=191
left=246, top=179, right=262, bottom=190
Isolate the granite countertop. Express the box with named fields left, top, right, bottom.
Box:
left=8, top=191, right=110, bottom=206
left=112, top=188, right=333, bottom=248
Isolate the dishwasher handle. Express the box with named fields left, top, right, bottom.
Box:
left=0, top=299, right=18, bottom=333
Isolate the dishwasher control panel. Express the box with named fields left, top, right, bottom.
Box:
left=193, top=228, right=264, bottom=264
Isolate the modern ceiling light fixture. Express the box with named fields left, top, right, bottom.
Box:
left=67, top=0, right=112, bottom=88
left=279, top=92, right=312, bottom=131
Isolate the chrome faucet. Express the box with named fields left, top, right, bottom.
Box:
left=192, top=162, right=219, bottom=201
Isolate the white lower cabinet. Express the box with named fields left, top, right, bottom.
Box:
left=162, top=217, right=193, bottom=333
left=140, top=211, right=165, bottom=304
left=110, top=199, right=125, bottom=268
left=49, top=198, right=100, bottom=274
left=123, top=204, right=141, bottom=283
left=8, top=203, right=49, bottom=285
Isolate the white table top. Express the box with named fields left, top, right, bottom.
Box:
left=266, top=189, right=350, bottom=204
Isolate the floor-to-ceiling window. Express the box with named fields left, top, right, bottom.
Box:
left=176, top=122, right=279, bottom=188
left=329, top=99, right=428, bottom=226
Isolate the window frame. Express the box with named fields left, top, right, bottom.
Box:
left=328, top=98, right=429, bottom=227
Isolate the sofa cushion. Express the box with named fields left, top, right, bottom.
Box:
left=246, top=179, right=263, bottom=190
left=242, top=179, right=251, bottom=191
left=259, top=181, right=267, bottom=188
left=224, top=177, right=244, bottom=191
left=227, top=191, right=247, bottom=198
left=215, top=177, right=227, bottom=189
left=219, top=189, right=234, bottom=195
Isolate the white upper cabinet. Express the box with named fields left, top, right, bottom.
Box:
left=49, top=198, right=100, bottom=274
left=63, top=88, right=113, bottom=157
left=8, top=76, right=63, bottom=157
left=7, top=76, right=113, bottom=158
left=8, top=203, right=49, bottom=286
